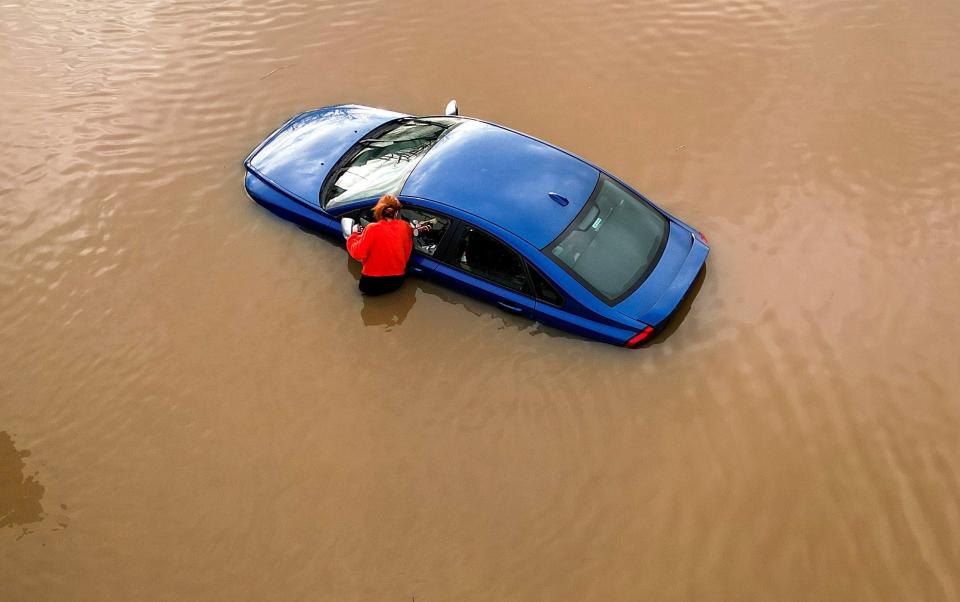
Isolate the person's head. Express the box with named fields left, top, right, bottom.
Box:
left=373, top=194, right=402, bottom=221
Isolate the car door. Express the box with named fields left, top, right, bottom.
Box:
left=341, top=203, right=456, bottom=278
left=432, top=223, right=538, bottom=318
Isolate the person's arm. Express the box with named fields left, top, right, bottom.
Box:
left=347, top=225, right=375, bottom=262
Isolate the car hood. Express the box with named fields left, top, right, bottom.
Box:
left=615, top=221, right=709, bottom=326
left=245, top=104, right=406, bottom=206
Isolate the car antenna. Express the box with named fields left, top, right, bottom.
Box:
left=548, top=192, right=569, bottom=206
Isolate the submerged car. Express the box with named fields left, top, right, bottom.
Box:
left=243, top=102, right=709, bottom=347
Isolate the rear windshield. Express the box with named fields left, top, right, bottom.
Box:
left=322, top=117, right=458, bottom=210
left=548, top=176, right=668, bottom=302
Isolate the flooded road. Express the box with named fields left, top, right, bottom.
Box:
left=2, top=0, right=959, bottom=599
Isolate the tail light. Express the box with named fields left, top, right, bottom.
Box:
left=625, top=326, right=654, bottom=348
left=698, top=230, right=709, bottom=244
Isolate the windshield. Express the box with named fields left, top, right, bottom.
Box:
left=549, top=176, right=668, bottom=302
left=322, top=117, right=458, bottom=209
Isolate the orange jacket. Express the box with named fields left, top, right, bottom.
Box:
left=346, top=219, right=413, bottom=277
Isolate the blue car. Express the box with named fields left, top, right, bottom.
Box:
left=243, top=103, right=709, bottom=347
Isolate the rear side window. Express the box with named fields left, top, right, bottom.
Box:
left=451, top=227, right=527, bottom=292
left=529, top=267, right=563, bottom=306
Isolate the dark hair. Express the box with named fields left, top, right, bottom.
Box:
left=373, top=194, right=402, bottom=221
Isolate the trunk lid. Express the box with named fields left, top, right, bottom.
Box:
left=615, top=221, right=709, bottom=326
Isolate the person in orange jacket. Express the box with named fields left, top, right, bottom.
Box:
left=346, top=194, right=413, bottom=295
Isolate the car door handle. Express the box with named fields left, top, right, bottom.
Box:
left=410, top=265, right=425, bottom=274
left=496, top=300, right=524, bottom=314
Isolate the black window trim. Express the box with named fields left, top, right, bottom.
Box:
left=526, top=262, right=565, bottom=308
left=543, top=174, right=670, bottom=307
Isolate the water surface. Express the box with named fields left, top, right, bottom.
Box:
left=1, top=0, right=959, bottom=599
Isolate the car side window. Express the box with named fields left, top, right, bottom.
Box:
left=528, top=265, right=564, bottom=306
left=451, top=227, right=528, bottom=292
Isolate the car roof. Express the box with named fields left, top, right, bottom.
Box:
left=400, top=119, right=600, bottom=249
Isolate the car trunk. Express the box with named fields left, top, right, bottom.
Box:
left=615, top=221, right=709, bottom=327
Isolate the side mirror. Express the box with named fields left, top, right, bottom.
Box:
left=340, top=217, right=355, bottom=239
left=444, top=99, right=458, bottom=116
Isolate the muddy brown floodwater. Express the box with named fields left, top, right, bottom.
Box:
left=1, top=0, right=959, bottom=600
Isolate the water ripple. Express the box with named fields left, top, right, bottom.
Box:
left=2, top=0, right=960, bottom=599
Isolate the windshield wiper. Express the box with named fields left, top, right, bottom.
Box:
left=359, top=134, right=440, bottom=146
left=403, top=118, right=438, bottom=127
